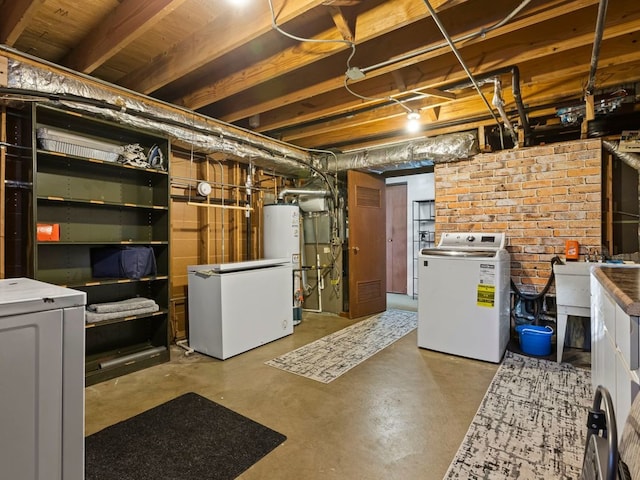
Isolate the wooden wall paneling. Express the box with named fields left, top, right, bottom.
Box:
left=169, top=150, right=201, bottom=339
left=197, top=157, right=210, bottom=264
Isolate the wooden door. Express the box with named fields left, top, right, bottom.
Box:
left=386, top=184, right=407, bottom=294
left=347, top=170, right=386, bottom=318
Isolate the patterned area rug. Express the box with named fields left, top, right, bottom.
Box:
left=445, top=351, right=593, bottom=480
left=265, top=309, right=417, bottom=383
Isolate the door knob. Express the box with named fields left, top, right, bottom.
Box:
left=351, top=246, right=360, bottom=253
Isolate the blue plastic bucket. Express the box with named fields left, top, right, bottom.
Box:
left=515, top=325, right=554, bottom=356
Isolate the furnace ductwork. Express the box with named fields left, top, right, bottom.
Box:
left=327, top=132, right=478, bottom=172
left=603, top=140, right=640, bottom=171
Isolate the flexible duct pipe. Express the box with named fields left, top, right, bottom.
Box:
left=603, top=141, right=640, bottom=171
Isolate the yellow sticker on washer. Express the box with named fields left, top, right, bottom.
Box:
left=477, top=284, right=496, bottom=307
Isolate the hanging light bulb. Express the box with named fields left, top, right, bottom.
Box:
left=406, top=111, right=421, bottom=133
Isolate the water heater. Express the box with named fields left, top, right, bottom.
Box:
left=264, top=203, right=300, bottom=264
left=264, top=203, right=302, bottom=322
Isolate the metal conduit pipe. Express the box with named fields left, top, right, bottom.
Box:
left=278, top=188, right=330, bottom=200
left=422, top=0, right=508, bottom=147
left=586, top=0, right=609, bottom=96
left=360, top=0, right=533, bottom=76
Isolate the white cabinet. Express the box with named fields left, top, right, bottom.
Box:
left=187, top=259, right=293, bottom=360
left=0, top=278, right=85, bottom=480
left=591, top=271, right=640, bottom=434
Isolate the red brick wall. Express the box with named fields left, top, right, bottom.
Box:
left=434, top=139, right=602, bottom=292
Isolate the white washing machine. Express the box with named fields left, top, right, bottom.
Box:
left=417, top=232, right=510, bottom=363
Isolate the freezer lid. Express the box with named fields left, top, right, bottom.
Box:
left=0, top=278, right=86, bottom=317
left=188, top=257, right=291, bottom=274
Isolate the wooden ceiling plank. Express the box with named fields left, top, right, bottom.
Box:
left=119, top=0, right=327, bottom=94
left=63, top=0, right=189, bottom=73
left=175, top=0, right=468, bottom=110
left=417, top=88, right=457, bottom=100
left=0, top=0, right=45, bottom=46
left=217, top=0, right=599, bottom=126
left=297, top=61, right=640, bottom=149
left=276, top=38, right=640, bottom=147
left=425, top=106, right=441, bottom=122
left=392, top=71, right=407, bottom=92
left=234, top=1, right=638, bottom=132
left=280, top=96, right=452, bottom=142
left=328, top=6, right=355, bottom=42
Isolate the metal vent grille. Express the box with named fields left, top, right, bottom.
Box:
left=356, top=186, right=380, bottom=208
left=357, top=280, right=382, bottom=303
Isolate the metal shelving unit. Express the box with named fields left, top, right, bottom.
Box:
left=32, top=105, right=171, bottom=386
left=412, top=200, right=435, bottom=298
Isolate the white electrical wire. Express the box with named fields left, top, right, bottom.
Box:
left=343, top=77, right=414, bottom=114
left=266, top=0, right=357, bottom=71
left=341, top=0, right=534, bottom=123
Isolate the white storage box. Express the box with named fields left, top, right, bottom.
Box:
left=37, top=127, right=124, bottom=162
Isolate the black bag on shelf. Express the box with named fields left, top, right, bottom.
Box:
left=91, top=246, right=157, bottom=280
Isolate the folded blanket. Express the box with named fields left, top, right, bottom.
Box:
left=88, top=297, right=156, bottom=313
left=86, top=304, right=159, bottom=324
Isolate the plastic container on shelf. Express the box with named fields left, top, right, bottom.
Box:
left=37, top=127, right=124, bottom=162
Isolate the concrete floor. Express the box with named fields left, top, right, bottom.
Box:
left=85, top=307, right=498, bottom=480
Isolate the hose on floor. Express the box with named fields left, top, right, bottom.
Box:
left=511, top=256, right=563, bottom=326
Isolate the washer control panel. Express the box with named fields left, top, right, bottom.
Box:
left=437, top=232, right=506, bottom=250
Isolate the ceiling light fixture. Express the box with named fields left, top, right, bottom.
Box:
left=406, top=111, right=421, bottom=133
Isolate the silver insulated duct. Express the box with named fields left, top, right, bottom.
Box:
left=1, top=46, right=319, bottom=177
left=327, top=131, right=478, bottom=173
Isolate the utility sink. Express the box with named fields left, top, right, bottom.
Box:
left=552, top=262, right=593, bottom=363
left=553, top=262, right=593, bottom=309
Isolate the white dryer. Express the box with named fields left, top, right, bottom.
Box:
left=417, top=232, right=510, bottom=363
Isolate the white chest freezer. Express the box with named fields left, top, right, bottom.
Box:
left=188, top=258, right=293, bottom=360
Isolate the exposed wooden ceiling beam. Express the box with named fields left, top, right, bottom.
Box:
left=238, top=1, right=638, bottom=134
left=392, top=71, right=407, bottom=92
left=296, top=59, right=640, bottom=149
left=118, top=0, right=327, bottom=94
left=174, top=0, right=463, bottom=109
left=328, top=6, right=356, bottom=42
left=63, top=0, right=189, bottom=73
left=277, top=95, right=454, bottom=142
left=214, top=0, right=600, bottom=127
left=0, top=0, right=44, bottom=46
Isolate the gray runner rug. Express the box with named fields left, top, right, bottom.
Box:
left=265, top=309, right=417, bottom=383
left=445, top=351, right=593, bottom=479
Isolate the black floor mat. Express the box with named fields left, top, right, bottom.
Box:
left=85, top=392, right=286, bottom=480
